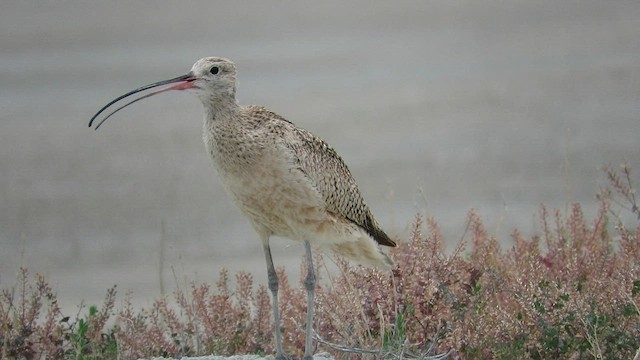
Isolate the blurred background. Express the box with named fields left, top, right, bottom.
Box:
left=1, top=1, right=639, bottom=314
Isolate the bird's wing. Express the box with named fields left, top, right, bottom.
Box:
left=277, top=119, right=396, bottom=248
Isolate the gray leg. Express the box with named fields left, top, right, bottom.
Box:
left=303, top=240, right=316, bottom=360
left=262, top=238, right=286, bottom=360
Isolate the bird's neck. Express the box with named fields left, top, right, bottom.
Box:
left=201, top=93, right=240, bottom=123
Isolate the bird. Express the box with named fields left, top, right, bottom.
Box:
left=89, top=57, right=396, bottom=360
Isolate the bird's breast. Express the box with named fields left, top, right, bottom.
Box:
left=205, top=133, right=324, bottom=238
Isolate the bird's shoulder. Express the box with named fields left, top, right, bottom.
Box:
left=242, top=105, right=339, bottom=157
left=241, top=105, right=295, bottom=130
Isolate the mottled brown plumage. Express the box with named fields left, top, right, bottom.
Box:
left=89, top=57, right=395, bottom=360
left=245, top=106, right=396, bottom=248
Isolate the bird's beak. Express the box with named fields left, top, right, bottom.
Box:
left=89, top=72, right=197, bottom=130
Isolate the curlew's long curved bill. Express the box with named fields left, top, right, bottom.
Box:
left=89, top=73, right=197, bottom=130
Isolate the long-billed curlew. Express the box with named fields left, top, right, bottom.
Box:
left=89, top=57, right=396, bottom=359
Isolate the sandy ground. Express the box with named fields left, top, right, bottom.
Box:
left=1, top=1, right=639, bottom=317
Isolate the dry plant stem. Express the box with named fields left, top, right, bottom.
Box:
left=312, top=330, right=379, bottom=355
left=603, top=164, right=640, bottom=220
left=326, top=256, right=372, bottom=343
left=314, top=330, right=452, bottom=360
left=617, top=163, right=640, bottom=218
left=581, top=317, right=603, bottom=359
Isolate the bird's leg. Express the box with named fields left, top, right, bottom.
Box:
left=262, top=239, right=286, bottom=360
left=303, top=240, right=316, bottom=360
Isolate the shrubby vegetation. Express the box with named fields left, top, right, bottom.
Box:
left=2, top=165, right=639, bottom=359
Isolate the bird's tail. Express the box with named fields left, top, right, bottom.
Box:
left=326, top=232, right=394, bottom=269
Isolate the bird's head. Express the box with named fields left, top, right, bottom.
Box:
left=89, top=57, right=237, bottom=129
left=189, top=57, right=237, bottom=101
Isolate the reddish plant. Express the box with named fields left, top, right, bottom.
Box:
left=2, top=165, right=639, bottom=358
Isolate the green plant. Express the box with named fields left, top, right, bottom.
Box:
left=66, top=305, right=93, bottom=359
left=63, top=287, right=117, bottom=360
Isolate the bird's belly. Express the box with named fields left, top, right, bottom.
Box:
left=217, top=160, right=326, bottom=240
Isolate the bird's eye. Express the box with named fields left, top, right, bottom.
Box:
left=210, top=66, right=220, bottom=75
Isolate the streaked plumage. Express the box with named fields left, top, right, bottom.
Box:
left=90, top=57, right=396, bottom=359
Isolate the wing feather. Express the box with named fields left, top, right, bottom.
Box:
left=259, top=110, right=396, bottom=248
